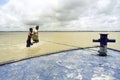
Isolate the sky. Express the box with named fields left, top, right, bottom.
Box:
left=0, top=0, right=120, bottom=31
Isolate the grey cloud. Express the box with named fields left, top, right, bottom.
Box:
left=23, top=19, right=42, bottom=26
left=95, top=0, right=117, bottom=15
left=0, top=0, right=120, bottom=31
left=54, top=0, right=92, bottom=21
left=24, top=0, right=120, bottom=31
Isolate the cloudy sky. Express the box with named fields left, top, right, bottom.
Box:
left=0, top=0, right=120, bottom=31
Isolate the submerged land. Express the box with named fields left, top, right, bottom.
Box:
left=0, top=31, right=120, bottom=63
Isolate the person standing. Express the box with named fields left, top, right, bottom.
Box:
left=32, top=25, right=39, bottom=43
left=26, top=28, right=33, bottom=47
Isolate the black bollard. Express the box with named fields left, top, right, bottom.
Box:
left=93, top=34, right=116, bottom=56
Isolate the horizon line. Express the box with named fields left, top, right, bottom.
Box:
left=0, top=31, right=120, bottom=32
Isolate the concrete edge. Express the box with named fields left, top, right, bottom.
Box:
left=0, top=46, right=119, bottom=66
left=108, top=47, right=120, bottom=52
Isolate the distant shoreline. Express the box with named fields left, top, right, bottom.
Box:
left=0, top=31, right=120, bottom=32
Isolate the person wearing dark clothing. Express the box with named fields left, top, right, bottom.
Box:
left=26, top=28, right=33, bottom=47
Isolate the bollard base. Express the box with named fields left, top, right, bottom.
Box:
left=98, top=51, right=107, bottom=56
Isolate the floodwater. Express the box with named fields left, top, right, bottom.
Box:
left=0, top=32, right=120, bottom=63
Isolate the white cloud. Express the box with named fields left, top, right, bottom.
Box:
left=0, top=0, right=120, bottom=31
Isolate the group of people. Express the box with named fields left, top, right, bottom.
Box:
left=26, top=25, right=39, bottom=47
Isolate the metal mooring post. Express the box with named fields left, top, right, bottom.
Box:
left=93, top=34, right=116, bottom=56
